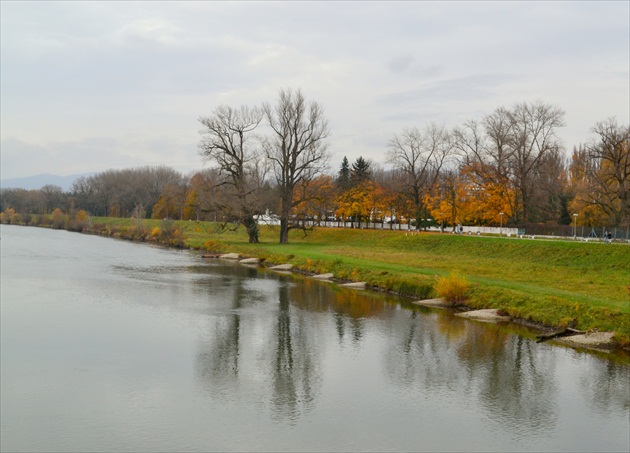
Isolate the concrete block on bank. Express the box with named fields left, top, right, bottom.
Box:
left=412, top=298, right=450, bottom=307
left=219, top=253, right=240, bottom=260
left=269, top=264, right=293, bottom=271
left=310, top=273, right=334, bottom=280
left=455, top=309, right=510, bottom=323
left=239, top=257, right=260, bottom=265
left=557, top=331, right=615, bottom=349
left=340, top=282, right=367, bottom=290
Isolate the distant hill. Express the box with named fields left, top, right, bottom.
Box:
left=0, top=173, right=93, bottom=192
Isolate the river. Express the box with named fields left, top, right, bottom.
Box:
left=1, top=224, right=628, bottom=452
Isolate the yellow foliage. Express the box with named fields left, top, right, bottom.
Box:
left=336, top=181, right=386, bottom=222
left=434, top=272, right=470, bottom=304
left=1, top=208, right=16, bottom=224
left=183, top=189, right=197, bottom=220
left=202, top=239, right=222, bottom=251
left=75, top=209, right=90, bottom=222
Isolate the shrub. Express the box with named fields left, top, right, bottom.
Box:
left=169, top=228, right=185, bottom=247
left=202, top=239, right=224, bottom=252
left=66, top=219, right=82, bottom=232
left=1, top=208, right=16, bottom=224
left=160, top=218, right=174, bottom=234
left=65, top=209, right=90, bottom=232
left=51, top=208, right=66, bottom=229
left=75, top=210, right=90, bottom=229
left=434, top=271, right=470, bottom=305
left=39, top=214, right=53, bottom=227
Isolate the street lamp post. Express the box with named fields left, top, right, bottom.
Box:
left=499, top=212, right=504, bottom=237
left=573, top=213, right=578, bottom=238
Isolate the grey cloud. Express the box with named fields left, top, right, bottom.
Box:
left=0, top=136, right=198, bottom=179
left=388, top=55, right=442, bottom=78
left=1, top=1, right=628, bottom=178
left=377, top=73, right=517, bottom=108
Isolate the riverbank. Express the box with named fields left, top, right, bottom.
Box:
left=5, top=217, right=630, bottom=349
left=210, top=252, right=625, bottom=353
left=186, top=223, right=630, bottom=348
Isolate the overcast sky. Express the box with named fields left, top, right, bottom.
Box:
left=1, top=1, right=628, bottom=180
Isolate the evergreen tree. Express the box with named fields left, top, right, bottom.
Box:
left=351, top=156, right=371, bottom=185
left=337, top=156, right=351, bottom=190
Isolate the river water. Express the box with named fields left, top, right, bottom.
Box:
left=1, top=224, right=628, bottom=452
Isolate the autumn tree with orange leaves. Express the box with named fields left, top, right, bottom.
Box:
left=336, top=180, right=385, bottom=228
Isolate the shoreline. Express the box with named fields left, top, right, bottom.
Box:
left=216, top=251, right=626, bottom=354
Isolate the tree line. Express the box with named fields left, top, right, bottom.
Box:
left=1, top=89, right=628, bottom=243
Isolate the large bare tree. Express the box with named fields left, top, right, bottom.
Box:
left=198, top=105, right=266, bottom=243
left=263, top=88, right=330, bottom=244
left=506, top=101, right=565, bottom=222
left=387, top=122, right=452, bottom=229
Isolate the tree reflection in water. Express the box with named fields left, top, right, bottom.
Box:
left=193, top=263, right=628, bottom=436
left=195, top=265, right=251, bottom=398
left=578, top=355, right=629, bottom=415
left=383, top=309, right=559, bottom=439
left=195, top=269, right=323, bottom=423
left=270, top=284, right=319, bottom=423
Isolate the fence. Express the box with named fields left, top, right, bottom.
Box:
left=255, top=216, right=630, bottom=242
left=517, top=224, right=630, bottom=241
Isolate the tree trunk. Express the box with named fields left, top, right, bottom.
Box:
left=536, top=319, right=578, bottom=343
left=244, top=215, right=259, bottom=244
left=279, top=218, right=289, bottom=244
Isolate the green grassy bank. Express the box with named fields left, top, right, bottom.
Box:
left=40, top=217, right=630, bottom=347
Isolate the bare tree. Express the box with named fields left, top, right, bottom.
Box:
left=507, top=101, right=565, bottom=222
left=452, top=119, right=487, bottom=164
left=263, top=88, right=330, bottom=244
left=70, top=166, right=186, bottom=218
left=39, top=184, right=66, bottom=214
left=387, top=122, right=452, bottom=229
left=0, top=188, right=45, bottom=215
left=586, top=118, right=630, bottom=227
left=482, top=107, right=516, bottom=180
left=198, top=105, right=266, bottom=243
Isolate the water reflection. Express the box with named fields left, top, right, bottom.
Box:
left=383, top=310, right=559, bottom=438
left=195, top=269, right=323, bottom=423
left=194, top=262, right=629, bottom=440
left=578, top=357, right=630, bottom=415
left=195, top=264, right=255, bottom=397
left=2, top=225, right=629, bottom=452
left=271, top=284, right=319, bottom=423
left=291, top=280, right=388, bottom=346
